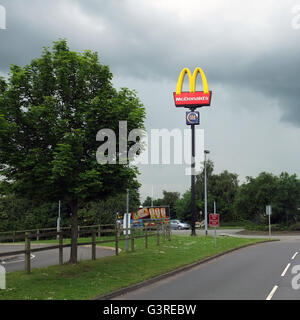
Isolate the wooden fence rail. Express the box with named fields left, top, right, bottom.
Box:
left=0, top=223, right=171, bottom=274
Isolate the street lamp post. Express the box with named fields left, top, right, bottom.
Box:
left=204, top=150, right=210, bottom=236
left=125, top=188, right=130, bottom=252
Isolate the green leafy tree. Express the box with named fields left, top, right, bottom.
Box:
left=142, top=196, right=164, bottom=207
left=272, top=173, right=300, bottom=225
left=142, top=196, right=153, bottom=207
left=161, top=191, right=180, bottom=219
left=0, top=194, right=66, bottom=232
left=234, top=172, right=279, bottom=223
left=142, top=191, right=180, bottom=219
left=78, top=190, right=141, bottom=226
left=0, top=40, right=145, bottom=263
left=175, top=160, right=239, bottom=223
left=174, top=190, right=192, bottom=222
left=195, top=160, right=239, bottom=222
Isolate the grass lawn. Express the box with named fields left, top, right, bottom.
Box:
left=0, top=235, right=271, bottom=300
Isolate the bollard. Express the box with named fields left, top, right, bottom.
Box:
left=92, top=230, right=96, bottom=260
left=59, top=232, right=63, bottom=265
left=25, top=232, right=31, bottom=274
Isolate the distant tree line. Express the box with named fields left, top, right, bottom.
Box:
left=144, top=160, right=300, bottom=230
left=0, top=189, right=140, bottom=232
left=175, top=161, right=300, bottom=229
left=1, top=160, right=299, bottom=232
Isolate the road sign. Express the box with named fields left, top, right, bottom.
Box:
left=266, top=205, right=272, bottom=216
left=209, top=213, right=219, bottom=227
left=123, top=213, right=131, bottom=235
left=186, top=111, right=200, bottom=125
left=266, top=205, right=272, bottom=237
left=173, top=67, right=212, bottom=108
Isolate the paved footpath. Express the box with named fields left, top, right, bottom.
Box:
left=0, top=244, right=115, bottom=272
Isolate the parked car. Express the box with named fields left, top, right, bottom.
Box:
left=170, top=219, right=190, bottom=230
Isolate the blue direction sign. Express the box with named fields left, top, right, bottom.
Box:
left=186, top=111, right=200, bottom=125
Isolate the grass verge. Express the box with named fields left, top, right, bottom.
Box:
left=0, top=235, right=272, bottom=300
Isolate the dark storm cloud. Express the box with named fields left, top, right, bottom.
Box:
left=0, top=0, right=300, bottom=125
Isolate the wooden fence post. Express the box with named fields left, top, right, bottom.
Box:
left=145, top=225, right=148, bottom=249
left=98, top=225, right=101, bottom=238
left=92, top=230, right=96, bottom=261
left=36, top=229, right=40, bottom=241
left=25, top=232, right=31, bottom=274
left=131, top=228, right=135, bottom=252
left=78, top=226, right=80, bottom=239
left=59, top=232, right=63, bottom=265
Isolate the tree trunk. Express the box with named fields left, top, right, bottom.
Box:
left=69, top=199, right=78, bottom=264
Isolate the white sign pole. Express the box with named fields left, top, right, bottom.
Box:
left=269, top=213, right=271, bottom=237
left=266, top=205, right=272, bottom=237
left=57, top=200, right=61, bottom=240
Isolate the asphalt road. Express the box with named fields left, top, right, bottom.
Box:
left=0, top=244, right=115, bottom=272
left=114, top=239, right=300, bottom=300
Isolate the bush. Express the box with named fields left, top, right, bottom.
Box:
left=243, top=221, right=264, bottom=231
left=270, top=224, right=288, bottom=231
left=289, top=222, right=300, bottom=231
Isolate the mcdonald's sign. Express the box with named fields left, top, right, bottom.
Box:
left=173, top=67, right=212, bottom=108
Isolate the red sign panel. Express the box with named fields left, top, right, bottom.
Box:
left=209, top=214, right=220, bottom=227
left=173, top=91, right=212, bottom=108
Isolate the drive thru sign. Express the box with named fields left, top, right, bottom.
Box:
left=209, top=213, right=219, bottom=227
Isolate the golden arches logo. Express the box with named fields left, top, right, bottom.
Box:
left=173, top=67, right=212, bottom=108
left=176, top=67, right=209, bottom=94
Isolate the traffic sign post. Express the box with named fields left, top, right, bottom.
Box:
left=209, top=213, right=219, bottom=247
left=123, top=213, right=131, bottom=252
left=266, top=205, right=272, bottom=237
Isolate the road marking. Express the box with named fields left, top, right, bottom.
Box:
left=266, top=285, right=278, bottom=300
left=281, top=263, right=291, bottom=277
left=291, top=252, right=298, bottom=260
left=0, top=254, right=35, bottom=265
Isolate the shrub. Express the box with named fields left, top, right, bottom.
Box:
left=289, top=222, right=300, bottom=231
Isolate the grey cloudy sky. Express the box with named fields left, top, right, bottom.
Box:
left=0, top=0, right=300, bottom=201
